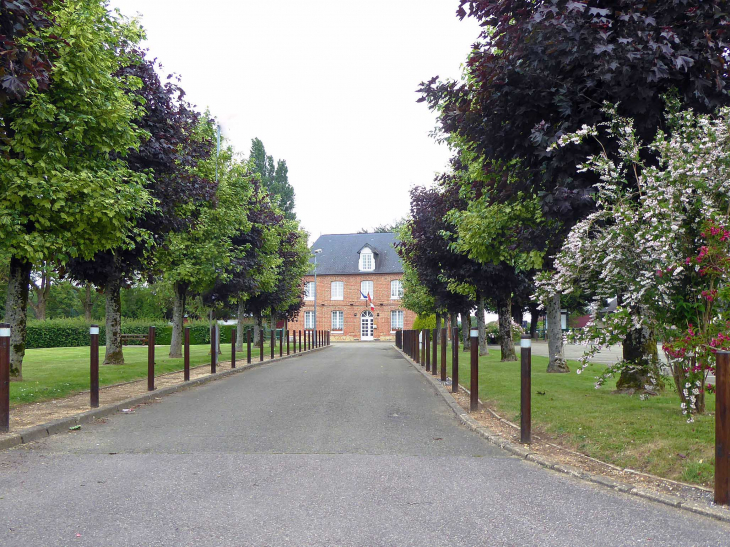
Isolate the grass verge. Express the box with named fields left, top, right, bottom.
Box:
left=11, top=345, right=262, bottom=407
left=447, top=344, right=715, bottom=486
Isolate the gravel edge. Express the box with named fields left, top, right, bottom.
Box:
left=393, top=345, right=730, bottom=524
left=0, top=345, right=332, bottom=452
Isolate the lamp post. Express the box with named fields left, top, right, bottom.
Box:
left=312, top=248, right=322, bottom=335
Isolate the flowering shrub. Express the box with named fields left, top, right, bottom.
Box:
left=536, top=100, right=730, bottom=418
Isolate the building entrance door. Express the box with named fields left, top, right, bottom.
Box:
left=360, top=311, right=374, bottom=341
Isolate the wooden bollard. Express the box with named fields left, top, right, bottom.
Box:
left=452, top=327, right=459, bottom=394
left=0, top=323, right=9, bottom=432
left=90, top=325, right=99, bottom=408
left=231, top=327, right=237, bottom=369
left=148, top=326, right=156, bottom=391
left=425, top=329, right=431, bottom=372
left=259, top=330, right=264, bottom=362
left=270, top=330, right=275, bottom=359
left=431, top=329, right=439, bottom=376
left=210, top=324, right=217, bottom=374
left=520, top=334, right=532, bottom=444
left=184, top=327, right=190, bottom=381
left=440, top=328, right=447, bottom=381
left=470, top=329, right=478, bottom=412
left=287, top=330, right=290, bottom=355
left=279, top=329, right=283, bottom=357
left=246, top=329, right=251, bottom=364
left=716, top=350, right=730, bottom=505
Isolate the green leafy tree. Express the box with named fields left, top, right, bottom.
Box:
left=249, top=137, right=296, bottom=220
left=0, top=0, right=152, bottom=378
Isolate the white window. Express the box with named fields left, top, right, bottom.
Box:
left=391, top=310, right=404, bottom=331
left=331, top=281, right=344, bottom=300
left=360, top=280, right=373, bottom=300
left=304, top=281, right=315, bottom=300
left=304, top=311, right=314, bottom=329
left=390, top=280, right=403, bottom=299
left=359, top=249, right=374, bottom=271
left=331, top=311, right=344, bottom=331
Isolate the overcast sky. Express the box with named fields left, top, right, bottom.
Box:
left=109, top=0, right=481, bottom=242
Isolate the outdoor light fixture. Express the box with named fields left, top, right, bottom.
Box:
left=520, top=335, right=531, bottom=348
left=89, top=325, right=100, bottom=335
left=470, top=329, right=478, bottom=337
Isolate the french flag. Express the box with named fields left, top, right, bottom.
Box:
left=360, top=291, right=375, bottom=311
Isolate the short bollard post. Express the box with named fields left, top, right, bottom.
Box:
left=470, top=328, right=478, bottom=412
left=293, top=330, right=297, bottom=354
left=148, top=326, right=156, bottom=391
left=425, top=329, right=431, bottom=372
left=271, top=330, right=275, bottom=359
left=287, top=330, right=290, bottom=355
left=90, top=325, right=100, bottom=408
left=441, top=328, right=447, bottom=381
left=246, top=329, right=252, bottom=364
left=299, top=330, right=302, bottom=352
left=210, top=324, right=217, bottom=374
left=0, top=323, right=9, bottom=432
left=279, top=329, right=283, bottom=357
left=452, top=327, right=459, bottom=394
left=231, top=327, right=237, bottom=369
left=259, top=331, right=264, bottom=362
left=716, top=350, right=730, bottom=505
left=520, top=334, right=532, bottom=444
left=184, top=327, right=191, bottom=381
left=431, top=329, right=439, bottom=376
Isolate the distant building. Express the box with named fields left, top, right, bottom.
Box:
left=288, top=233, right=415, bottom=341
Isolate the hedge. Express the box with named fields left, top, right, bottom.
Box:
left=24, top=318, right=266, bottom=349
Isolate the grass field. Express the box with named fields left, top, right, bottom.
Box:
left=11, top=344, right=262, bottom=407
left=447, top=344, right=715, bottom=486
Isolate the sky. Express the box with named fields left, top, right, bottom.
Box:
left=108, top=0, right=482, bottom=243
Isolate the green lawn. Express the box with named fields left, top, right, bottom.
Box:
left=11, top=344, right=262, bottom=407
left=447, top=344, right=715, bottom=486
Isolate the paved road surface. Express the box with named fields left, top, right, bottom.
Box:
left=1, top=342, right=728, bottom=546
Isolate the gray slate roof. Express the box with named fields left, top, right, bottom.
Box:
left=309, top=233, right=403, bottom=275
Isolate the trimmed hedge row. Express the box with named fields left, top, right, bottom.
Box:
left=24, top=319, right=262, bottom=349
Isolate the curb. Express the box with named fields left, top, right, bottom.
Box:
left=393, top=345, right=730, bottom=524
left=0, top=345, right=332, bottom=452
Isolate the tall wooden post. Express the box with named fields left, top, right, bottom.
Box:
left=231, top=327, right=237, bottom=369
left=520, top=335, right=532, bottom=444
left=716, top=350, right=730, bottom=505
left=184, top=327, right=190, bottom=381
left=452, top=327, right=458, bottom=393
left=470, top=329, right=478, bottom=412
left=148, top=326, right=156, bottom=391
left=90, top=325, right=99, bottom=408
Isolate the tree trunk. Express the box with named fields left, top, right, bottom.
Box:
left=104, top=271, right=124, bottom=365
left=169, top=282, right=187, bottom=358
left=617, top=322, right=664, bottom=393
left=30, top=264, right=50, bottom=321
left=4, top=257, right=31, bottom=379
left=461, top=309, right=471, bottom=351
left=547, top=293, right=569, bottom=373
left=497, top=294, right=516, bottom=361
left=253, top=312, right=262, bottom=345
left=236, top=300, right=245, bottom=351
left=528, top=303, right=539, bottom=339
left=84, top=283, right=93, bottom=322
left=477, top=295, right=488, bottom=356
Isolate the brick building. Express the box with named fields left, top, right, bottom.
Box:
left=288, top=233, right=415, bottom=341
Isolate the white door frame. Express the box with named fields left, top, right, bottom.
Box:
left=360, top=311, right=374, bottom=341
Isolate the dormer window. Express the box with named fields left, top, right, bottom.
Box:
left=359, top=248, right=374, bottom=271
